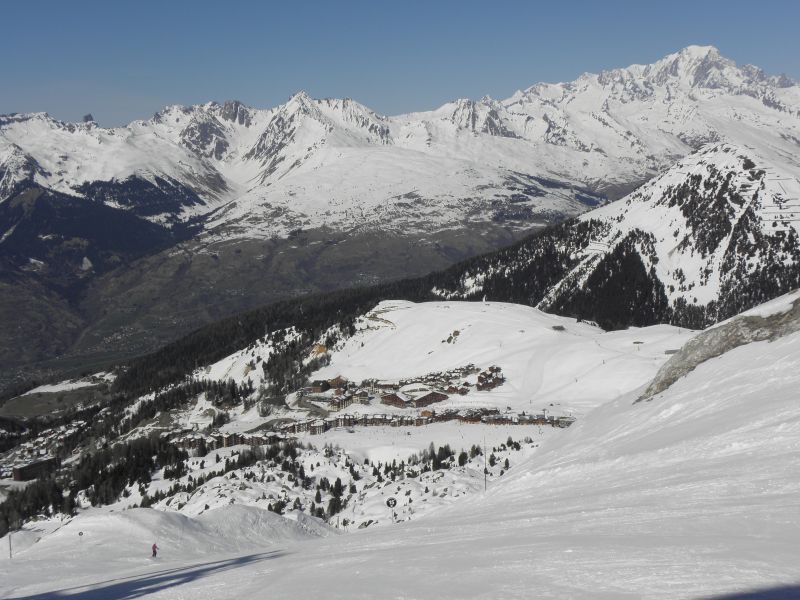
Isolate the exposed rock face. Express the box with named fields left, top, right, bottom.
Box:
left=639, top=292, right=800, bottom=401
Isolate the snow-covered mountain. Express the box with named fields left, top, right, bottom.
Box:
left=0, top=94, right=603, bottom=238
left=435, top=142, right=800, bottom=328
left=2, top=45, right=798, bottom=238
left=3, top=44, right=800, bottom=397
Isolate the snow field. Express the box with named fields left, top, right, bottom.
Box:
left=315, top=300, right=695, bottom=416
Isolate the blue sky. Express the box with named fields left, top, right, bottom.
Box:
left=2, top=0, right=798, bottom=125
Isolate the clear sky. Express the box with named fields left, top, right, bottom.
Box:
left=2, top=0, right=798, bottom=126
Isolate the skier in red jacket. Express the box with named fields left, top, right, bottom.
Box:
left=152, top=543, right=159, bottom=558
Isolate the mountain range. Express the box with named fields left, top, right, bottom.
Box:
left=2, top=44, right=799, bottom=393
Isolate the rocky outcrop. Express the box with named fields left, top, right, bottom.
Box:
left=639, top=292, right=800, bottom=401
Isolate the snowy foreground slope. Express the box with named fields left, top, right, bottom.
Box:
left=3, top=294, right=800, bottom=598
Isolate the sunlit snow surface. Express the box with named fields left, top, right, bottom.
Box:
left=314, top=300, right=694, bottom=417
left=3, top=299, right=800, bottom=598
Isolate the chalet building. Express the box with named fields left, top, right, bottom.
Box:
left=330, top=395, right=354, bottom=411
left=476, top=367, right=505, bottom=391
left=328, top=375, right=348, bottom=389
left=367, top=414, right=390, bottom=426
left=457, top=411, right=483, bottom=423
left=413, top=391, right=448, bottom=408
left=309, top=420, right=326, bottom=435
left=221, top=432, right=246, bottom=447
left=381, top=392, right=412, bottom=409
left=482, top=414, right=509, bottom=425
left=310, top=380, right=331, bottom=394
left=12, top=457, right=58, bottom=481
left=436, top=411, right=458, bottom=422
left=353, top=389, right=370, bottom=403
left=374, top=380, right=400, bottom=391
left=246, top=433, right=276, bottom=446
left=176, top=434, right=218, bottom=452
left=336, top=414, right=355, bottom=428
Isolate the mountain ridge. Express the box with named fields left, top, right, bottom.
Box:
left=3, top=45, right=800, bottom=394
left=2, top=45, right=799, bottom=238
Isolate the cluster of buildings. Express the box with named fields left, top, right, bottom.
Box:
left=0, top=421, right=86, bottom=480
left=278, top=413, right=434, bottom=435
left=275, top=408, right=576, bottom=437
left=299, top=365, right=508, bottom=416
left=475, top=366, right=505, bottom=391
left=377, top=366, right=505, bottom=409
left=483, top=412, right=576, bottom=428
left=164, top=429, right=287, bottom=453
left=364, top=365, right=484, bottom=397
left=302, top=377, right=372, bottom=412
left=380, top=390, right=449, bottom=409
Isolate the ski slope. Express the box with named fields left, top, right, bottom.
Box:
left=0, top=506, right=333, bottom=599
left=4, top=293, right=800, bottom=598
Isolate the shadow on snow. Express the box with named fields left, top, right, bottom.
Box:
left=9, top=551, right=286, bottom=600
left=705, top=585, right=800, bottom=600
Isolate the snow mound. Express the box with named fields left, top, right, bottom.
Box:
left=2, top=504, right=332, bottom=565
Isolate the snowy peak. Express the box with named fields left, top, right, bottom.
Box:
left=593, top=45, right=783, bottom=93
left=316, top=97, right=391, bottom=143
left=434, top=97, right=518, bottom=138
left=0, top=46, right=798, bottom=237
left=563, top=141, right=800, bottom=321
left=241, top=92, right=391, bottom=181
left=633, top=45, right=732, bottom=88
left=178, top=108, right=237, bottom=160
left=0, top=144, right=47, bottom=199
left=213, top=100, right=255, bottom=126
